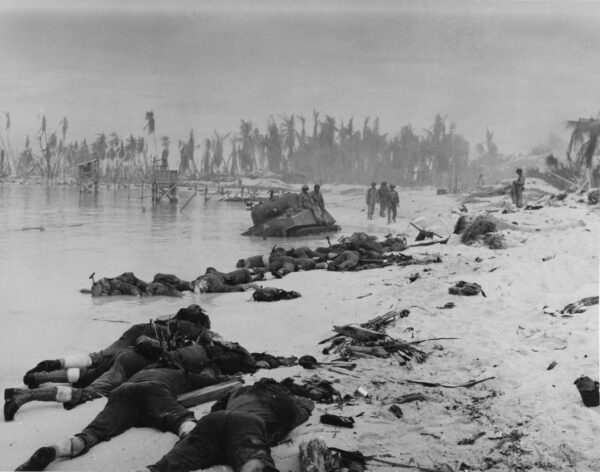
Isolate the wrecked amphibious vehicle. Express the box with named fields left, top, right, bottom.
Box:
left=242, top=192, right=341, bottom=237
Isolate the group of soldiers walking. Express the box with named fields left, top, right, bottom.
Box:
left=366, top=181, right=399, bottom=223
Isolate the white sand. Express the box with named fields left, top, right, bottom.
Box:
left=1, top=183, right=598, bottom=471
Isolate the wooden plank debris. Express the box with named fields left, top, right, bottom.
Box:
left=177, top=380, right=242, bottom=408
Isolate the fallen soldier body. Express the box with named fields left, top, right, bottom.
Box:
left=191, top=268, right=262, bottom=293
left=268, top=250, right=327, bottom=278
left=140, top=378, right=315, bottom=472
left=89, top=272, right=189, bottom=297
left=21, top=305, right=211, bottom=389
left=327, top=250, right=361, bottom=270
left=14, top=347, right=238, bottom=472
left=5, top=338, right=254, bottom=421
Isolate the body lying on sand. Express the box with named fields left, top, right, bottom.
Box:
left=5, top=305, right=298, bottom=422
left=84, top=215, right=520, bottom=299
left=7, top=304, right=343, bottom=472
left=83, top=268, right=265, bottom=297
left=14, top=377, right=320, bottom=472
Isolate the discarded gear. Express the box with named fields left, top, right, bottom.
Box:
left=389, top=404, right=403, bottom=418
left=251, top=287, right=301, bottom=302
left=449, top=281, right=486, bottom=297
left=574, top=376, right=599, bottom=407
left=320, top=413, right=355, bottom=428
left=561, top=296, right=599, bottom=314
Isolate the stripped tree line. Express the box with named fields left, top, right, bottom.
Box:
left=0, top=110, right=519, bottom=189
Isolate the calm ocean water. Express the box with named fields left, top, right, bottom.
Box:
left=0, top=183, right=319, bottom=379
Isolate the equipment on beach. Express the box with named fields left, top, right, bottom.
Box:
left=574, top=376, right=600, bottom=407
left=242, top=192, right=340, bottom=237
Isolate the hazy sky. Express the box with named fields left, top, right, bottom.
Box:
left=0, top=0, right=599, bottom=154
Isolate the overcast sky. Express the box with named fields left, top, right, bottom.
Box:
left=0, top=0, right=599, bottom=154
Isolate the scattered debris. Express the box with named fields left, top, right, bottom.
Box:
left=411, top=222, right=443, bottom=241
left=541, top=255, right=556, bottom=262
left=395, top=393, right=427, bottom=404
left=252, top=287, right=301, bottom=302
left=298, top=355, right=356, bottom=371
left=320, top=414, right=355, bottom=428
left=362, top=309, right=409, bottom=331
left=449, top=281, right=486, bottom=297
left=406, top=237, right=449, bottom=249
left=389, top=404, right=404, bottom=418
left=355, top=385, right=370, bottom=398
left=404, top=376, right=495, bottom=389
left=437, top=302, right=455, bottom=309
left=333, top=325, right=386, bottom=343
left=574, top=376, right=599, bottom=407
left=561, top=296, right=599, bottom=314
left=322, top=311, right=427, bottom=364
left=457, top=431, right=486, bottom=445
left=408, top=273, right=421, bottom=283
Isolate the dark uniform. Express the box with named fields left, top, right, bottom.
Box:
left=512, top=169, right=525, bottom=208
left=378, top=182, right=389, bottom=217
left=366, top=183, right=378, bottom=220
left=147, top=378, right=314, bottom=472
left=387, top=184, right=399, bottom=223
left=310, top=185, right=325, bottom=212
left=298, top=185, right=313, bottom=210
left=23, top=306, right=211, bottom=389
left=14, top=346, right=229, bottom=472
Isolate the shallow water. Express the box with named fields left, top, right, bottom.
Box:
left=0, top=183, right=327, bottom=380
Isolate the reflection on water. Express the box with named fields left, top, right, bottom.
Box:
left=0, top=183, right=338, bottom=381
left=0, top=183, right=306, bottom=320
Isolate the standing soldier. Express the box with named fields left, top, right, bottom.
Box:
left=387, top=184, right=399, bottom=223
left=298, top=185, right=314, bottom=210
left=511, top=168, right=525, bottom=208
left=366, top=182, right=378, bottom=220
left=378, top=182, right=389, bottom=217
left=310, top=184, right=325, bottom=212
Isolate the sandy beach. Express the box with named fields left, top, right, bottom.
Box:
left=1, top=180, right=598, bottom=472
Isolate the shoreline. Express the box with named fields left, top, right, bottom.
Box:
left=1, top=182, right=598, bottom=471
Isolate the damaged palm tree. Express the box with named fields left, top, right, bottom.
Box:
left=321, top=310, right=426, bottom=364
left=566, top=117, right=600, bottom=190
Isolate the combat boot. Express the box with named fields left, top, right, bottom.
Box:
left=23, top=368, right=75, bottom=388
left=4, top=387, right=59, bottom=421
